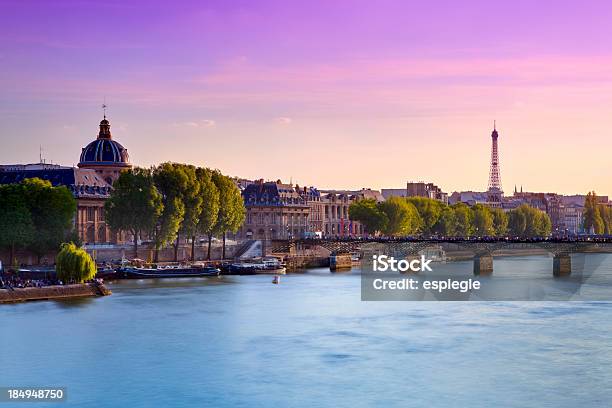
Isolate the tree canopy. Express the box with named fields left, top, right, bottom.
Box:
left=0, top=183, right=35, bottom=266
left=348, top=198, right=388, bottom=234
left=507, top=204, right=551, bottom=237
left=583, top=191, right=606, bottom=234
left=0, top=179, right=76, bottom=266
left=56, top=242, right=97, bottom=283
left=471, top=204, right=494, bottom=236
left=350, top=196, right=550, bottom=238
left=406, top=197, right=441, bottom=235
left=379, top=197, right=421, bottom=236
left=105, top=168, right=163, bottom=258
left=104, top=163, right=243, bottom=261
left=210, top=171, right=246, bottom=259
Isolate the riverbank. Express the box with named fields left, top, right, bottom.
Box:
left=0, top=282, right=111, bottom=303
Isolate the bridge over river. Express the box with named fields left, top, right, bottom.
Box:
left=269, top=237, right=612, bottom=276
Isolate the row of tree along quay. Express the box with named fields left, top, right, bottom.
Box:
left=348, top=196, right=552, bottom=238
left=104, top=163, right=245, bottom=262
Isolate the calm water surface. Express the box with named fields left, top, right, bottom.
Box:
left=2, top=256, right=612, bottom=407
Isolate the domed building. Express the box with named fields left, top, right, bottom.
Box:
left=0, top=114, right=133, bottom=256
left=78, top=115, right=131, bottom=185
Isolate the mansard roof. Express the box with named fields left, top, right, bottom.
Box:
left=243, top=181, right=307, bottom=207
left=0, top=167, right=112, bottom=199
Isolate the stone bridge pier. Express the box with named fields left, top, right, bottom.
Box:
left=534, top=243, right=582, bottom=277
left=473, top=254, right=494, bottom=275
left=552, top=254, right=572, bottom=276
left=453, top=243, right=501, bottom=275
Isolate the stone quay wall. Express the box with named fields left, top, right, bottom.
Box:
left=0, top=283, right=111, bottom=303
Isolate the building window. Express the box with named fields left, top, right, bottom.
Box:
left=87, top=207, right=95, bottom=222
left=97, top=227, right=106, bottom=243
left=87, top=225, right=95, bottom=243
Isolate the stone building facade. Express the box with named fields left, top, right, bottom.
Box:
left=406, top=181, right=448, bottom=204
left=298, top=186, right=324, bottom=235
left=318, top=189, right=382, bottom=237
left=239, top=180, right=310, bottom=240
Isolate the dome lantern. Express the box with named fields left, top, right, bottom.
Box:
left=98, top=118, right=112, bottom=139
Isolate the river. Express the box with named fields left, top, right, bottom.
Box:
left=2, top=255, right=612, bottom=407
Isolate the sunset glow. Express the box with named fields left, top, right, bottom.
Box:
left=2, top=0, right=611, bottom=194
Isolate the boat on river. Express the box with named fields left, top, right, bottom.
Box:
left=116, top=265, right=221, bottom=279
left=226, top=257, right=287, bottom=275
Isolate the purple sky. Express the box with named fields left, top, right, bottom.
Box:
left=1, top=0, right=612, bottom=195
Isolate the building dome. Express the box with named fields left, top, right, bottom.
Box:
left=78, top=116, right=130, bottom=167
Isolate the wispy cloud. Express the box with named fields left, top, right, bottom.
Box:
left=172, top=119, right=216, bottom=128
left=274, top=117, right=292, bottom=125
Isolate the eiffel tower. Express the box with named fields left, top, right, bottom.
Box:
left=486, top=121, right=503, bottom=206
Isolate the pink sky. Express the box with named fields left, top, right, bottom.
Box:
left=1, top=1, right=611, bottom=195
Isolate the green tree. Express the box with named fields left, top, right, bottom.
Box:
left=523, top=206, right=542, bottom=236
left=378, top=196, right=420, bottom=236
left=171, top=164, right=202, bottom=261
left=191, top=167, right=220, bottom=261
left=349, top=198, right=387, bottom=235
left=152, top=163, right=187, bottom=262
left=22, top=178, right=77, bottom=264
left=537, top=211, right=552, bottom=236
left=471, top=204, right=494, bottom=236
left=583, top=191, right=604, bottom=234
left=406, top=197, right=441, bottom=235
left=452, top=203, right=473, bottom=237
left=508, top=204, right=551, bottom=237
left=490, top=207, right=509, bottom=236
left=55, top=242, right=97, bottom=283
left=210, top=172, right=246, bottom=259
left=105, top=168, right=163, bottom=258
left=0, top=184, right=35, bottom=267
left=508, top=207, right=527, bottom=236
left=599, top=205, right=612, bottom=235
left=433, top=205, right=456, bottom=236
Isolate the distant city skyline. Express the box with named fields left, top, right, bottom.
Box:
left=1, top=1, right=611, bottom=196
